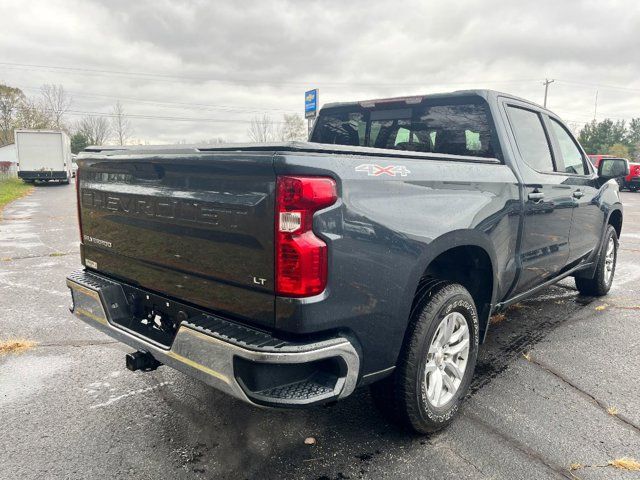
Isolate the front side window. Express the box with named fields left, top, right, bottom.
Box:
left=550, top=118, right=587, bottom=175
left=311, top=100, right=497, bottom=158
left=507, top=106, right=554, bottom=173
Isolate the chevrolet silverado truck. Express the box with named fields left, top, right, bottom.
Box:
left=67, top=90, right=628, bottom=433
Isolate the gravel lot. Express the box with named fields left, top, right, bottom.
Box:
left=1, top=181, right=639, bottom=480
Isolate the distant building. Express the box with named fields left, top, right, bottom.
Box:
left=0, top=143, right=18, bottom=178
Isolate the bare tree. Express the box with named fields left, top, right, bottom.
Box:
left=111, top=101, right=132, bottom=145
left=40, top=84, right=71, bottom=130
left=200, top=137, right=226, bottom=144
left=279, top=114, right=307, bottom=142
left=76, top=116, right=111, bottom=145
left=247, top=114, right=277, bottom=142
left=17, top=97, right=51, bottom=130
left=566, top=121, right=583, bottom=137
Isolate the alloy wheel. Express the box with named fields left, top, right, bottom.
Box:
left=424, top=311, right=470, bottom=408
left=604, top=237, right=615, bottom=285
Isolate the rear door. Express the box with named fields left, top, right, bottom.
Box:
left=545, top=116, right=603, bottom=264
left=504, top=104, right=573, bottom=294
left=17, top=131, right=64, bottom=171
left=78, top=150, right=276, bottom=327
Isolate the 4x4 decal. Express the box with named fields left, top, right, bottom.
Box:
left=355, top=164, right=411, bottom=177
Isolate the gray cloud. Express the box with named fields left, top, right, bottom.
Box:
left=1, top=0, right=639, bottom=142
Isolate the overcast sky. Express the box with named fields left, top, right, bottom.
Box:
left=1, top=0, right=639, bottom=143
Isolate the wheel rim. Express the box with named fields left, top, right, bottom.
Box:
left=604, top=237, right=616, bottom=285
left=424, top=311, right=470, bottom=408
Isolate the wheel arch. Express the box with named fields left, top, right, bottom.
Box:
left=405, top=230, right=498, bottom=343
left=607, top=208, right=622, bottom=238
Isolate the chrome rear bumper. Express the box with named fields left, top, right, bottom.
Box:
left=66, top=270, right=360, bottom=407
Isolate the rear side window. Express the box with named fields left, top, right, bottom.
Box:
left=311, top=111, right=366, bottom=146
left=507, top=106, right=554, bottom=173
left=311, top=101, right=497, bottom=158
left=549, top=118, right=587, bottom=175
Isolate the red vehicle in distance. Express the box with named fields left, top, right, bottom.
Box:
left=588, top=154, right=640, bottom=192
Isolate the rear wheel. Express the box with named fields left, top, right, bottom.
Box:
left=370, top=282, right=479, bottom=433
left=575, top=225, right=618, bottom=296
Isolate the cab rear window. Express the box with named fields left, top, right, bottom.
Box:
left=311, top=100, right=497, bottom=158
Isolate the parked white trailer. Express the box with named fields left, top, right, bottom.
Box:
left=15, top=130, right=72, bottom=184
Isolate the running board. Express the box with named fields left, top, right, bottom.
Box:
left=493, top=262, right=593, bottom=312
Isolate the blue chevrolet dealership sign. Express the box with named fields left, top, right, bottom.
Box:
left=305, top=89, right=318, bottom=119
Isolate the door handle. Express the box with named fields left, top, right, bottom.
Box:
left=573, top=190, right=584, bottom=199
left=528, top=192, right=544, bottom=201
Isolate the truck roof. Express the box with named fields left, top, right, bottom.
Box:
left=321, top=89, right=547, bottom=113
left=14, top=129, right=68, bottom=134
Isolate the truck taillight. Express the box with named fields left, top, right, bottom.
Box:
left=76, top=169, right=83, bottom=242
left=275, top=176, right=337, bottom=297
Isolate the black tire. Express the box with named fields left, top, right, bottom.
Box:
left=575, top=225, right=618, bottom=296
left=370, top=282, right=480, bottom=434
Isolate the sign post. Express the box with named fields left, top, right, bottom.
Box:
left=304, top=89, right=319, bottom=140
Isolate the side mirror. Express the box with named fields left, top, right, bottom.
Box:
left=598, top=158, right=629, bottom=180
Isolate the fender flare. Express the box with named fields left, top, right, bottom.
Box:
left=401, top=229, right=499, bottom=340
left=605, top=206, right=623, bottom=237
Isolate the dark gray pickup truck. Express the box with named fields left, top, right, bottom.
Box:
left=67, top=90, right=628, bottom=433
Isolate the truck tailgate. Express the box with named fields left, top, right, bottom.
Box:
left=77, top=151, right=276, bottom=327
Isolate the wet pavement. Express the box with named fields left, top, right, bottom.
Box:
left=1, top=181, right=639, bottom=480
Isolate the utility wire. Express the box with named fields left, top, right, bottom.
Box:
left=19, top=86, right=299, bottom=115
left=0, top=61, right=540, bottom=87
left=7, top=61, right=640, bottom=93
left=555, top=79, right=640, bottom=93
left=49, top=108, right=289, bottom=124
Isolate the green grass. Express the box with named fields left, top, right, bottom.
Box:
left=0, top=178, right=34, bottom=213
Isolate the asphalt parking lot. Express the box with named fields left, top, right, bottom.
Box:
left=1, top=182, right=639, bottom=480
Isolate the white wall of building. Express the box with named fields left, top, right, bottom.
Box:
left=0, top=143, right=18, bottom=178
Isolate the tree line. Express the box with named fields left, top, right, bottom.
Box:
left=577, top=118, right=640, bottom=160
left=0, top=83, right=132, bottom=153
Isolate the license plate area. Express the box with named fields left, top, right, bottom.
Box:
left=114, top=285, right=186, bottom=348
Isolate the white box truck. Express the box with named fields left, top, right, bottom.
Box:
left=15, top=129, right=72, bottom=184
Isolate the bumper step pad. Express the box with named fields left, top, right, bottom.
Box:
left=256, top=374, right=335, bottom=401
left=185, top=314, right=316, bottom=352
